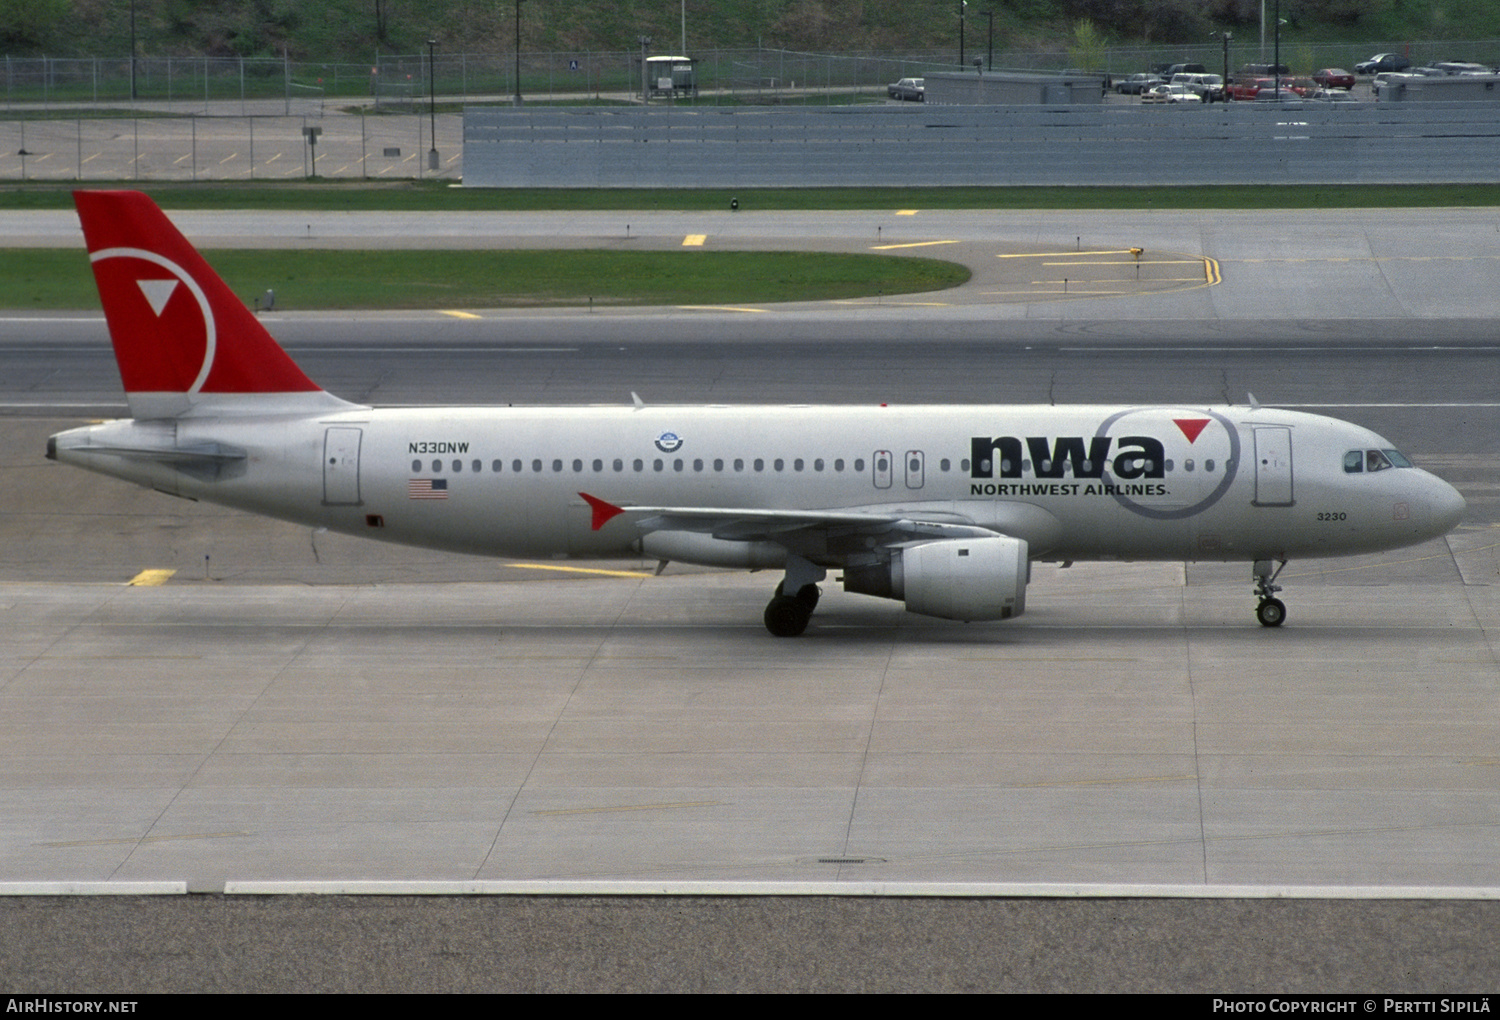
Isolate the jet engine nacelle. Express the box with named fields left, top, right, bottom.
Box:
left=842, top=535, right=1028, bottom=621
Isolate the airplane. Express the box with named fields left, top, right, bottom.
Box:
left=47, top=190, right=1466, bottom=636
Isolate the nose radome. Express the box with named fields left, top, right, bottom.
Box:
left=1426, top=475, right=1467, bottom=537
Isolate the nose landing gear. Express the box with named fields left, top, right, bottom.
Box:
left=1253, top=559, right=1287, bottom=627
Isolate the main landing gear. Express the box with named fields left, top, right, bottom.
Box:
left=1253, top=558, right=1287, bottom=628
left=764, top=554, right=826, bottom=637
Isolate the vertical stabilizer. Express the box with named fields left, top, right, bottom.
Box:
left=73, top=190, right=357, bottom=419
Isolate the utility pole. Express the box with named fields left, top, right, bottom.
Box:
left=513, top=0, right=524, bottom=106
left=958, top=1, right=967, bottom=67
left=427, top=39, right=438, bottom=171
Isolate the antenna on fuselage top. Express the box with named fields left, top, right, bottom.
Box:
left=631, top=392, right=645, bottom=410
left=1247, top=392, right=1262, bottom=410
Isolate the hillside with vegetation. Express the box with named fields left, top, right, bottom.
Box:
left=5, top=0, right=1499, bottom=59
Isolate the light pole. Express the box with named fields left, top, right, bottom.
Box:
left=958, top=1, right=967, bottom=68
left=983, top=10, right=994, bottom=70
left=129, top=0, right=137, bottom=102
left=427, top=39, right=438, bottom=171
left=1274, top=0, right=1283, bottom=94
left=513, top=0, right=524, bottom=107
left=639, top=36, right=652, bottom=104
left=1221, top=31, right=1231, bottom=88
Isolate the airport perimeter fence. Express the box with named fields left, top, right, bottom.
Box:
left=5, top=40, right=1500, bottom=183
left=0, top=111, right=461, bottom=182
left=5, top=40, right=1500, bottom=110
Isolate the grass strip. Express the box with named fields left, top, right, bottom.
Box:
left=3, top=182, right=1499, bottom=212
left=0, top=248, right=969, bottom=310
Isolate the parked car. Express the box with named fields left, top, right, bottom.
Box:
left=1171, top=72, right=1225, bottom=102
left=1226, top=77, right=1275, bottom=101
left=887, top=77, right=924, bottom=101
left=1355, top=53, right=1411, bottom=74
left=1427, top=61, right=1493, bottom=75
left=1160, top=62, right=1207, bottom=82
left=1142, top=83, right=1203, bottom=104
left=1237, top=62, right=1289, bottom=78
left=1115, top=73, right=1157, bottom=94
left=1308, top=87, right=1357, bottom=102
left=1253, top=86, right=1303, bottom=103
left=1312, top=68, right=1356, bottom=89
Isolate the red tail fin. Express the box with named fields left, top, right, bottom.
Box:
left=74, top=190, right=344, bottom=418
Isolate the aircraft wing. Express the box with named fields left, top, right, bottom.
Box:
left=578, top=492, right=998, bottom=544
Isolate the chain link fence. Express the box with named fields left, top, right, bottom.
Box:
left=6, top=42, right=1495, bottom=109
left=4, top=43, right=1497, bottom=181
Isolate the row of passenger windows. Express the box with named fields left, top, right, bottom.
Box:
left=415, top=456, right=889, bottom=474
left=412, top=455, right=1218, bottom=475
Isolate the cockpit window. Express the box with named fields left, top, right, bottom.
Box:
left=1346, top=448, right=1413, bottom=474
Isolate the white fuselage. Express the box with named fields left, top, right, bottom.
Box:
left=50, top=402, right=1466, bottom=569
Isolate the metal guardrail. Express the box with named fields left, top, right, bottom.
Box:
left=464, top=103, right=1500, bottom=187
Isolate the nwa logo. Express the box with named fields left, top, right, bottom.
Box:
left=970, top=435, right=1167, bottom=480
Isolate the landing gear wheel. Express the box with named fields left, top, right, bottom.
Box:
left=764, top=595, right=812, bottom=637
left=1256, top=597, right=1286, bottom=628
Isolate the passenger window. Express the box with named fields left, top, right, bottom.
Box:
left=473, top=459, right=482, bottom=473
left=452, top=459, right=462, bottom=472
left=1343, top=450, right=1363, bottom=473
left=532, top=459, right=542, bottom=473
left=734, top=458, right=744, bottom=472
left=592, top=459, right=603, bottom=472
left=694, top=459, right=704, bottom=471
left=754, top=458, right=765, bottom=472
left=432, top=459, right=442, bottom=472
left=512, top=459, right=522, bottom=473
left=814, top=458, right=824, bottom=471
left=412, top=459, right=422, bottom=472
left=854, top=459, right=865, bottom=472
left=653, top=459, right=664, bottom=472
left=613, top=459, right=624, bottom=472
left=774, top=458, right=785, bottom=471
left=673, top=458, right=683, bottom=472
left=572, top=459, right=583, bottom=472
left=834, top=459, right=845, bottom=472
left=492, top=459, right=502, bottom=473
left=939, top=459, right=950, bottom=472
left=713, top=458, right=723, bottom=472
left=794, top=459, right=804, bottom=472
left=633, top=459, right=643, bottom=472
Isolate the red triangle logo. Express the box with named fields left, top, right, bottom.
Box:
left=1174, top=418, right=1210, bottom=444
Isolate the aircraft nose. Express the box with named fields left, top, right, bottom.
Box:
left=1426, top=475, right=1467, bottom=537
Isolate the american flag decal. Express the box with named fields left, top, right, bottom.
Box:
left=408, top=478, right=448, bottom=500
